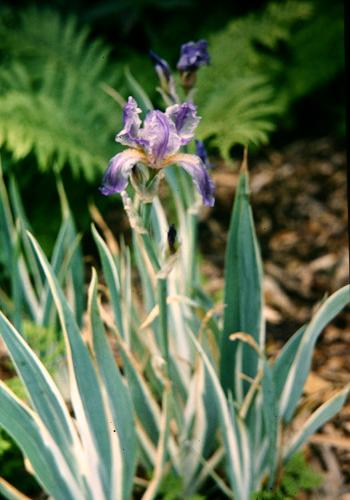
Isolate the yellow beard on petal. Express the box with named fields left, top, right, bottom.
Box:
left=162, top=153, right=198, bottom=167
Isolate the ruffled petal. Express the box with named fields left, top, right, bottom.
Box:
left=166, top=102, right=200, bottom=145
left=99, top=149, right=146, bottom=195
left=115, top=97, right=147, bottom=149
left=166, top=153, right=215, bottom=206
left=141, top=110, right=181, bottom=164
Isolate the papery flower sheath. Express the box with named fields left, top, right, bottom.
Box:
left=177, top=40, right=210, bottom=72
left=100, top=97, right=215, bottom=206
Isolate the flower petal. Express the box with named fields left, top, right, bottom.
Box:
left=176, top=40, right=210, bottom=72
left=99, top=149, right=146, bottom=195
left=166, top=102, right=200, bottom=145
left=195, top=139, right=212, bottom=169
left=141, top=110, right=181, bottom=164
left=115, top=97, right=147, bottom=149
left=166, top=153, right=215, bottom=206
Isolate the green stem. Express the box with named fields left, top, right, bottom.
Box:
left=157, top=278, right=169, bottom=367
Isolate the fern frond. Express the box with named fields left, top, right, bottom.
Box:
left=195, top=1, right=313, bottom=158
left=0, top=8, right=122, bottom=179
left=196, top=72, right=282, bottom=157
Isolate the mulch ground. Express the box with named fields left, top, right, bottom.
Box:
left=201, top=137, right=349, bottom=499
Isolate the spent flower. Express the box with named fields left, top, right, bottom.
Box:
left=100, top=97, right=215, bottom=206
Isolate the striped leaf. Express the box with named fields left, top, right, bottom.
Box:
left=88, top=269, right=137, bottom=500
left=280, top=285, right=350, bottom=422
left=0, top=382, right=82, bottom=499
left=92, top=224, right=125, bottom=342
left=272, top=325, right=305, bottom=401
left=220, top=159, right=264, bottom=399
left=0, top=312, right=82, bottom=480
left=117, top=338, right=161, bottom=447
left=284, top=386, right=350, bottom=462
left=190, top=330, right=247, bottom=500
left=261, top=360, right=278, bottom=487
left=27, top=232, right=112, bottom=498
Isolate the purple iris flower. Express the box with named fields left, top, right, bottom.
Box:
left=100, top=97, right=215, bottom=207
left=177, top=40, right=210, bottom=72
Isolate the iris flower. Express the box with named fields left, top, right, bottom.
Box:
left=100, top=97, right=215, bottom=207
left=177, top=40, right=210, bottom=72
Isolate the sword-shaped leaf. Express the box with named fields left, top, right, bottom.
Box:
left=88, top=269, right=137, bottom=500
left=220, top=155, right=264, bottom=399
left=92, top=224, right=125, bottom=342
left=0, top=383, right=82, bottom=499
left=284, top=386, right=350, bottom=462
left=280, top=285, right=350, bottom=422
left=0, top=312, right=81, bottom=479
left=27, top=232, right=112, bottom=498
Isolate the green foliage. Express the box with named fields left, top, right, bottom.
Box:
left=0, top=7, right=122, bottom=180
left=254, top=452, right=323, bottom=499
left=281, top=1, right=344, bottom=101
left=195, top=0, right=344, bottom=158
left=3, top=377, right=27, bottom=403
left=3, top=320, right=65, bottom=407
left=23, top=321, right=64, bottom=368
left=0, top=428, right=11, bottom=456
left=159, top=473, right=205, bottom=500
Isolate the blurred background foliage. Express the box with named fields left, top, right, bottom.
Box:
left=0, top=0, right=345, bottom=243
